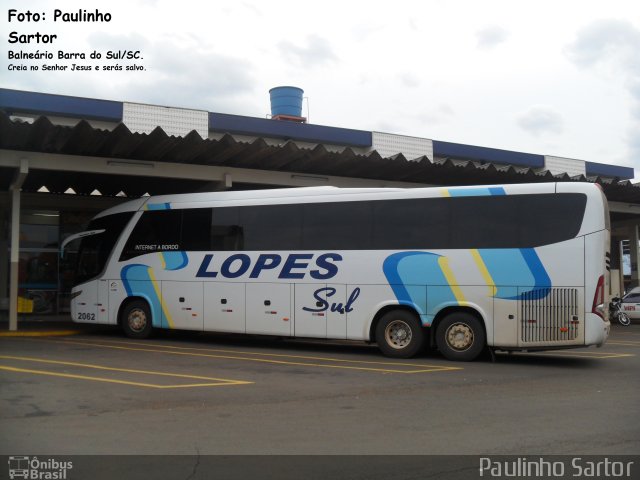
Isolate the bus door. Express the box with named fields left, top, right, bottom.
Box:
left=107, top=279, right=127, bottom=325
left=246, top=283, right=291, bottom=336
left=96, top=278, right=110, bottom=323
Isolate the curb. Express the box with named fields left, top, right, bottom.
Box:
left=0, top=330, right=81, bottom=337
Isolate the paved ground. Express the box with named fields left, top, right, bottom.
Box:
left=0, top=322, right=638, bottom=457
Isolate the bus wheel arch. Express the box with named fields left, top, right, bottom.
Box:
left=432, top=307, right=487, bottom=361
left=371, top=306, right=426, bottom=358
left=119, top=297, right=154, bottom=339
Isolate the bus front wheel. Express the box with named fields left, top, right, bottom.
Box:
left=121, top=300, right=153, bottom=339
left=375, top=310, right=424, bottom=358
left=436, top=312, right=485, bottom=361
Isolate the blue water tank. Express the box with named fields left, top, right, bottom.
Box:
left=269, top=86, right=304, bottom=117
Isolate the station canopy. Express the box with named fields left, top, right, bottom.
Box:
left=1, top=112, right=639, bottom=209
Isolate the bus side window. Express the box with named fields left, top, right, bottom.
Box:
left=450, top=196, right=518, bottom=249
left=210, top=225, right=244, bottom=251
left=181, top=208, right=213, bottom=250
left=211, top=207, right=243, bottom=251
left=242, top=204, right=302, bottom=250
left=303, top=201, right=372, bottom=250
left=517, top=194, right=586, bottom=247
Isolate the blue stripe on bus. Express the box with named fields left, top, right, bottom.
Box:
left=472, top=249, right=552, bottom=300
left=383, top=251, right=452, bottom=319
left=447, top=186, right=506, bottom=197
left=518, top=248, right=552, bottom=299
left=146, top=202, right=171, bottom=210
left=120, top=264, right=164, bottom=328
left=160, top=251, right=189, bottom=271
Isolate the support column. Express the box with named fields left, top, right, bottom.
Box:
left=8, top=159, right=28, bottom=331
left=630, top=224, right=640, bottom=290
left=610, top=236, right=622, bottom=297
left=8, top=189, right=20, bottom=331
left=0, top=203, right=8, bottom=308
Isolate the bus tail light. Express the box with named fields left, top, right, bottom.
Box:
left=592, top=275, right=605, bottom=320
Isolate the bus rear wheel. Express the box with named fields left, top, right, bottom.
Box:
left=436, top=312, right=485, bottom=361
left=375, top=310, right=424, bottom=358
left=122, top=300, right=153, bottom=339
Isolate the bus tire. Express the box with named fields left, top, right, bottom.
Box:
left=375, top=310, right=424, bottom=358
left=121, top=300, right=153, bottom=339
left=436, top=312, right=485, bottom=361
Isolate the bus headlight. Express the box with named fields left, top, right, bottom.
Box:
left=70, top=290, right=82, bottom=300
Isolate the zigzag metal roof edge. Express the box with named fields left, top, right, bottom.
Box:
left=2, top=88, right=634, bottom=179
left=1, top=112, right=639, bottom=203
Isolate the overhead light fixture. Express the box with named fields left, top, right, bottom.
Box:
left=32, top=212, right=59, bottom=217
left=107, top=160, right=154, bottom=169
left=291, top=174, right=329, bottom=182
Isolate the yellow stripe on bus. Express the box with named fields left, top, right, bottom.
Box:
left=438, top=256, right=466, bottom=303
left=471, top=249, right=497, bottom=296
left=148, top=268, right=174, bottom=329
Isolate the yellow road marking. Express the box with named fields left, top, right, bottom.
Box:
left=606, top=341, right=640, bottom=346
left=0, top=355, right=251, bottom=381
left=74, top=337, right=456, bottom=368
left=49, top=338, right=461, bottom=374
left=517, top=351, right=634, bottom=359
left=0, top=365, right=249, bottom=388
left=0, top=355, right=252, bottom=388
left=0, top=330, right=79, bottom=337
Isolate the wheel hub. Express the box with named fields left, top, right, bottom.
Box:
left=385, top=319, right=412, bottom=349
left=129, top=309, right=147, bottom=332
left=446, top=323, right=474, bottom=351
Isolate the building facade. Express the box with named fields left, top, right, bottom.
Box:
left=1, top=88, right=638, bottom=329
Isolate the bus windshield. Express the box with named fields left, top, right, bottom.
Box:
left=75, top=212, right=133, bottom=285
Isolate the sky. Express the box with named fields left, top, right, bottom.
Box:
left=3, top=0, right=640, bottom=177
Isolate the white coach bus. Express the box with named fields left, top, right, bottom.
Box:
left=64, top=182, right=610, bottom=361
